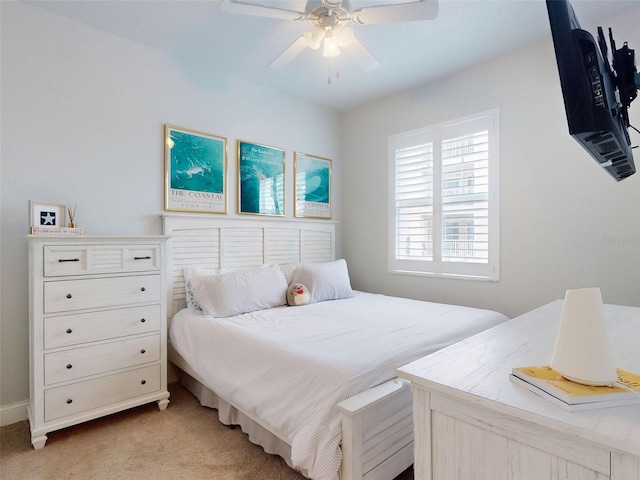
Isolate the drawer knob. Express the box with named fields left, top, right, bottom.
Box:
left=134, top=256, right=152, bottom=260
left=66, top=364, right=72, bottom=369
left=66, top=294, right=72, bottom=299
left=66, top=328, right=73, bottom=334
left=58, top=258, right=80, bottom=263
left=141, top=380, right=146, bottom=385
left=140, top=349, right=146, bottom=354
left=140, top=287, right=146, bottom=292
left=66, top=399, right=73, bottom=404
left=140, top=318, right=146, bottom=323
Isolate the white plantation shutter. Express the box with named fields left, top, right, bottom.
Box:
left=394, top=137, right=434, bottom=261
left=389, top=109, right=500, bottom=280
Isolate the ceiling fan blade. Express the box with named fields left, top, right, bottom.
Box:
left=350, top=0, right=439, bottom=25
left=269, top=36, right=308, bottom=68
left=341, top=36, right=380, bottom=72
left=220, top=0, right=306, bottom=21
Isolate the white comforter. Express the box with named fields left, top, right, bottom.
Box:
left=169, top=291, right=508, bottom=480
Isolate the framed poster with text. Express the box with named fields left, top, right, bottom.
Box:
left=238, top=140, right=285, bottom=216
left=164, top=125, right=227, bottom=214
left=294, top=152, right=331, bottom=219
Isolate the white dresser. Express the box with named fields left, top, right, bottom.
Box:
left=397, top=300, right=640, bottom=480
left=27, top=235, right=170, bottom=449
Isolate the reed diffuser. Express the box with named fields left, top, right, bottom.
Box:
left=67, top=204, right=77, bottom=228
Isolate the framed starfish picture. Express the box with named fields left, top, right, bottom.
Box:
left=29, top=201, right=66, bottom=231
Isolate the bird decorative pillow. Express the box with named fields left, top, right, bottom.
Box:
left=287, top=283, right=310, bottom=306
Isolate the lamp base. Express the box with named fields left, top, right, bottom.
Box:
left=557, top=372, right=615, bottom=387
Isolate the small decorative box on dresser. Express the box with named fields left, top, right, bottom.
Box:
left=397, top=301, right=640, bottom=480
left=27, top=235, right=170, bottom=449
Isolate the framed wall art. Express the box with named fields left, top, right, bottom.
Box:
left=29, top=201, right=66, bottom=230
left=294, top=152, right=332, bottom=219
left=164, top=125, right=227, bottom=214
left=237, top=140, right=285, bottom=216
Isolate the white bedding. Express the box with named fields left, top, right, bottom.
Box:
left=169, top=291, right=508, bottom=480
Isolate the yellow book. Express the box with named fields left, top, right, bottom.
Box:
left=511, top=365, right=640, bottom=406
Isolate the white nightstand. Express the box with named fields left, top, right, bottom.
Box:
left=27, top=235, right=170, bottom=449
left=397, top=300, right=640, bottom=480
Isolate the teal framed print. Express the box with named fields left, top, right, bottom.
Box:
left=164, top=125, right=227, bottom=214
left=294, top=152, right=332, bottom=219
left=237, top=140, right=285, bottom=216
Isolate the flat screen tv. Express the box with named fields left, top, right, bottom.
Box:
left=546, top=0, right=639, bottom=181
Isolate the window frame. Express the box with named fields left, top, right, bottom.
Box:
left=388, top=109, right=500, bottom=281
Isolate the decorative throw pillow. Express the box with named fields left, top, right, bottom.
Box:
left=287, top=283, right=310, bottom=306
left=279, top=262, right=303, bottom=284
left=290, top=259, right=353, bottom=304
left=198, top=264, right=288, bottom=317
left=183, top=266, right=225, bottom=311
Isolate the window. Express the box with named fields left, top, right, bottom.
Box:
left=388, top=109, right=500, bottom=280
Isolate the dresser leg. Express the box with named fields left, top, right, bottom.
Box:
left=31, top=434, right=48, bottom=450
left=157, top=398, right=170, bottom=411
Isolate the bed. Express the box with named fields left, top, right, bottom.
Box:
left=162, top=214, right=509, bottom=480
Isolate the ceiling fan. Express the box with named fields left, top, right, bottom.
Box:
left=220, top=0, right=439, bottom=72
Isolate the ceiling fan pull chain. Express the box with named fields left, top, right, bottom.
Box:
left=326, top=58, right=340, bottom=85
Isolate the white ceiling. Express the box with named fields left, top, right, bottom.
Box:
left=25, top=0, right=640, bottom=112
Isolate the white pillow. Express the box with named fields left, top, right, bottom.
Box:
left=183, top=266, right=225, bottom=311
left=198, top=264, right=288, bottom=317
left=290, top=259, right=353, bottom=304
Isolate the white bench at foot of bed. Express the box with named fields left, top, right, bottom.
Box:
left=338, top=378, right=413, bottom=480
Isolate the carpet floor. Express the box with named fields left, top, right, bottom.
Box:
left=0, top=382, right=413, bottom=480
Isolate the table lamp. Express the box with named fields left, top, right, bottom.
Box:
left=550, top=287, right=617, bottom=386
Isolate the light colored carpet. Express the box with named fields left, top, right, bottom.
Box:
left=0, top=382, right=413, bottom=480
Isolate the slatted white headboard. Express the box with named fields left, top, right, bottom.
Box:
left=162, top=214, right=336, bottom=317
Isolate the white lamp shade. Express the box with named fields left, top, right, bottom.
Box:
left=303, top=26, right=325, bottom=50
left=550, top=287, right=617, bottom=386
left=322, top=34, right=340, bottom=57
left=337, top=26, right=355, bottom=47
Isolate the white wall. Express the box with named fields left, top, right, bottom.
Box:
left=0, top=3, right=341, bottom=408
left=341, top=10, right=640, bottom=319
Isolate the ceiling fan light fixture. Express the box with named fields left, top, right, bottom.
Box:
left=230, top=0, right=439, bottom=71
left=303, top=25, right=325, bottom=49
left=322, top=33, right=340, bottom=57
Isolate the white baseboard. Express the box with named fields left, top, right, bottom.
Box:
left=0, top=400, right=29, bottom=427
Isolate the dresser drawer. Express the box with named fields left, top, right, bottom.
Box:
left=44, top=364, right=161, bottom=422
left=44, top=334, right=160, bottom=385
left=44, top=244, right=161, bottom=277
left=44, top=275, right=161, bottom=313
left=44, top=305, right=160, bottom=349
left=44, top=247, right=89, bottom=276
